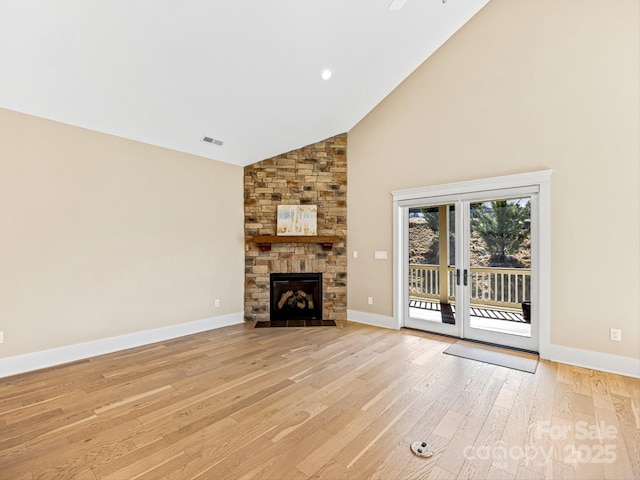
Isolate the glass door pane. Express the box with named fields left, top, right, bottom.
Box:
left=405, top=204, right=460, bottom=336
left=463, top=196, right=535, bottom=349
left=397, top=181, right=542, bottom=352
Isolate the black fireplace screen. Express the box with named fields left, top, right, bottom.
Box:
left=270, top=273, right=322, bottom=321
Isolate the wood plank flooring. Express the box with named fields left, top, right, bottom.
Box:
left=1, top=322, right=638, bottom=479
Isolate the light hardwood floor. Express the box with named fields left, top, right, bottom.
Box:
left=1, top=322, right=638, bottom=479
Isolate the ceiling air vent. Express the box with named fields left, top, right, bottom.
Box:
left=201, top=136, right=224, bottom=146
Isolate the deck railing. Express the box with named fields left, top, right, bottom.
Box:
left=409, top=264, right=531, bottom=310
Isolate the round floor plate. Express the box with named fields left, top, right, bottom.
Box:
left=410, top=441, right=434, bottom=458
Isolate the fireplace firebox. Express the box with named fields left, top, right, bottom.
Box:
left=270, top=273, right=322, bottom=321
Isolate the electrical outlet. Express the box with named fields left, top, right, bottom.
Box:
left=610, top=328, right=621, bottom=342
left=367, top=296, right=373, bottom=305
left=214, top=299, right=220, bottom=308
left=353, top=250, right=358, bottom=259
left=0, top=331, right=3, bottom=344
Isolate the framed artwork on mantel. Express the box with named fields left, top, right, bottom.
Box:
left=277, top=205, right=317, bottom=236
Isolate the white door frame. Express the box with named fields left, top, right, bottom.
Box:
left=392, top=171, right=552, bottom=357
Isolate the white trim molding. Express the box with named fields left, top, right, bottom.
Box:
left=0, top=312, right=244, bottom=379
left=392, top=170, right=553, bottom=353
left=347, top=310, right=396, bottom=329
left=390, top=170, right=554, bottom=202
left=547, top=344, right=640, bottom=379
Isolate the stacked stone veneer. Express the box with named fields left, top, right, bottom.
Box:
left=244, top=134, right=347, bottom=322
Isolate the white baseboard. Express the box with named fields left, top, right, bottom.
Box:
left=4, top=312, right=636, bottom=380
left=546, top=344, right=640, bottom=379
left=0, top=312, right=244, bottom=379
left=347, top=309, right=396, bottom=329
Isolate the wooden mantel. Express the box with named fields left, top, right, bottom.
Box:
left=252, top=235, right=342, bottom=252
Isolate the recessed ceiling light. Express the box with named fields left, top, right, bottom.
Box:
left=321, top=69, right=332, bottom=80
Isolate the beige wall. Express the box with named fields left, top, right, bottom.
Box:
left=347, top=0, right=640, bottom=358
left=0, top=108, right=244, bottom=358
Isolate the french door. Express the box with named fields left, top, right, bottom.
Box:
left=402, top=187, right=539, bottom=352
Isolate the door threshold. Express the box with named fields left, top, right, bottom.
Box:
left=401, top=327, right=538, bottom=355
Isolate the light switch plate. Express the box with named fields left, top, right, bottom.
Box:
left=374, top=251, right=387, bottom=260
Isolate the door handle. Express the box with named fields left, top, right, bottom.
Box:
left=463, top=269, right=468, bottom=286
left=456, top=269, right=460, bottom=286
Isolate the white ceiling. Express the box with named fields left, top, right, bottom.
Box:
left=0, top=0, right=489, bottom=166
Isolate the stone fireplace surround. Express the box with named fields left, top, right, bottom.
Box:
left=244, top=134, right=347, bottom=323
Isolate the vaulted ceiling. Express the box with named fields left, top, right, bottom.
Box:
left=0, top=0, right=489, bottom=166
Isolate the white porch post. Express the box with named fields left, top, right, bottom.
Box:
left=438, top=205, right=449, bottom=305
